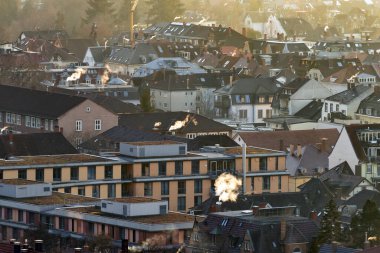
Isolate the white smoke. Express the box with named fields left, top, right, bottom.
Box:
left=66, top=68, right=85, bottom=82
left=214, top=173, right=242, bottom=202
left=168, top=115, right=198, bottom=131
left=154, top=122, right=162, bottom=128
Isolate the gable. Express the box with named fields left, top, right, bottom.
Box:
left=290, top=79, right=333, bottom=100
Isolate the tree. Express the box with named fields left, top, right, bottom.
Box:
left=140, top=86, right=154, bottom=112
left=316, top=199, right=342, bottom=245
left=350, top=200, right=380, bottom=247
left=145, top=0, right=185, bottom=24
left=87, top=234, right=113, bottom=252
left=55, top=11, right=65, bottom=29
left=83, top=0, right=116, bottom=38
left=116, top=0, right=132, bottom=31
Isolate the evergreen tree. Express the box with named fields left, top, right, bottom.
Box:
left=317, top=199, right=342, bottom=245
left=55, top=11, right=65, bottom=29
left=145, top=0, right=185, bottom=24
left=350, top=200, right=380, bottom=247
left=83, top=0, right=115, bottom=24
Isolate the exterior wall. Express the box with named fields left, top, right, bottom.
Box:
left=356, top=114, right=380, bottom=124
left=106, top=63, right=141, bottom=76
left=328, top=127, right=358, bottom=171
left=230, top=104, right=253, bottom=122
left=58, top=99, right=118, bottom=146
left=288, top=176, right=312, bottom=192
left=151, top=89, right=197, bottom=113
left=254, top=104, right=272, bottom=123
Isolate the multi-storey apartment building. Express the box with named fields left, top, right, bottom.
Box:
left=0, top=140, right=289, bottom=212
left=0, top=179, right=194, bottom=252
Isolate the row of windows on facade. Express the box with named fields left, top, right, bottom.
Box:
left=234, top=95, right=273, bottom=104
left=324, top=103, right=347, bottom=115
left=152, top=91, right=195, bottom=97
left=358, top=108, right=378, bottom=116
left=155, top=101, right=194, bottom=108
left=238, top=109, right=272, bottom=119
left=143, top=180, right=203, bottom=196
left=75, top=119, right=102, bottom=131
left=1, top=113, right=55, bottom=130
left=0, top=208, right=37, bottom=224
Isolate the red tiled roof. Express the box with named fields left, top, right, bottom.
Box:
left=236, top=129, right=339, bottom=153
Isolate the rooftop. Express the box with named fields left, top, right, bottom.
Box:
left=223, top=146, right=280, bottom=155
left=108, top=197, right=163, bottom=203
left=124, top=140, right=183, bottom=146
left=3, top=192, right=97, bottom=205
left=0, top=179, right=42, bottom=185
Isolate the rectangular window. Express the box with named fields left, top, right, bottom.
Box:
left=18, top=169, right=27, bottom=179
left=178, top=181, right=186, bottom=194
left=259, top=157, right=267, bottom=171
left=108, top=184, right=116, bottom=198
left=64, top=187, right=71, bottom=193
left=53, top=167, right=61, bottom=181
left=0, top=113, right=2, bottom=122
left=263, top=176, right=270, bottom=190
left=45, top=120, right=49, bottom=130
left=105, top=165, right=113, bottom=179
left=258, top=109, right=263, bottom=119
left=159, top=205, right=167, bottom=214
left=194, top=196, right=202, bottom=206
left=177, top=196, right=186, bottom=211
left=88, top=222, right=94, bottom=234
left=161, top=181, right=169, bottom=195
left=144, top=182, right=153, bottom=196
left=266, top=109, right=272, bottom=118
left=142, top=163, right=150, bottom=176
left=28, top=212, right=35, bottom=224
left=191, top=160, right=200, bottom=174
left=324, top=103, right=328, bottom=112
left=95, top=119, right=102, bottom=131
left=239, top=109, right=247, bottom=119
left=7, top=208, right=13, bottom=220
left=159, top=162, right=166, bottom=176
left=78, top=186, right=85, bottom=196
left=6, top=112, right=11, bottom=123
left=36, top=169, right=44, bottom=181
left=75, top=120, right=83, bottom=131
left=278, top=176, right=282, bottom=191
left=194, top=180, right=202, bottom=193
left=175, top=161, right=183, bottom=175
left=258, top=96, right=265, bottom=103
left=70, top=167, right=79, bottom=181
left=330, top=103, right=333, bottom=112
left=59, top=217, right=65, bottom=230
left=92, top=185, right=100, bottom=198
left=18, top=210, right=24, bottom=222
left=336, top=104, right=339, bottom=111
left=88, top=166, right=96, bottom=180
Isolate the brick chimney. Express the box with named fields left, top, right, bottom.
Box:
left=297, top=144, right=302, bottom=157
left=321, top=138, right=328, bottom=152
left=310, top=210, right=317, bottom=221
left=289, top=144, right=295, bottom=156
left=279, top=139, right=284, bottom=151
left=252, top=205, right=259, bottom=215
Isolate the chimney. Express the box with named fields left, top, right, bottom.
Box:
left=252, top=205, right=259, bottom=215
left=280, top=219, right=286, bottom=240
left=229, top=75, right=233, bottom=85
left=297, top=144, right=302, bottom=157
left=310, top=210, right=317, bottom=221
left=242, top=27, right=247, bottom=37
left=34, top=240, right=43, bottom=252
left=289, top=144, right=295, bottom=156
left=316, top=143, right=322, bottom=151
left=264, top=34, right=267, bottom=40
left=321, top=138, right=328, bottom=152
left=74, top=248, right=82, bottom=253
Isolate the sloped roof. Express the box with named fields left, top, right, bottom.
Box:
left=62, top=38, right=98, bottom=60
left=0, top=132, right=77, bottom=158
left=187, top=135, right=238, bottom=151
left=345, top=124, right=380, bottom=161
left=20, top=29, right=69, bottom=41
left=278, top=18, right=313, bottom=37
left=0, top=84, right=86, bottom=118
left=106, top=43, right=158, bottom=65
left=319, top=244, right=360, bottom=253
left=88, top=46, right=112, bottom=63
left=119, top=112, right=233, bottom=134
left=294, top=100, right=323, bottom=121
left=85, top=94, right=141, bottom=114
left=325, top=85, right=371, bottom=104
left=236, top=129, right=339, bottom=152
left=215, top=77, right=281, bottom=96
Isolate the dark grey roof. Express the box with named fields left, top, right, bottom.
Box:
left=106, top=43, right=158, bottom=65
left=89, top=47, right=112, bottom=63
left=344, top=190, right=380, bottom=210
left=0, top=132, right=77, bottom=158
left=85, top=94, right=140, bottom=114
left=187, top=135, right=238, bottom=151
left=319, top=244, right=360, bottom=253
left=79, top=125, right=186, bottom=154
left=278, top=18, right=314, bottom=37
left=20, top=30, right=69, bottom=41
left=326, top=85, right=371, bottom=104
left=0, top=84, right=86, bottom=118
left=62, top=38, right=98, bottom=60
left=294, top=100, right=323, bottom=121
left=357, top=91, right=380, bottom=117
left=215, top=77, right=281, bottom=96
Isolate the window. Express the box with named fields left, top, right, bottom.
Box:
left=266, top=109, right=272, bottom=118
left=278, top=176, right=282, bottom=191
left=18, top=169, right=27, bottom=179
left=175, top=161, right=183, bottom=175
left=36, top=169, right=44, bottom=181
left=239, top=109, right=247, bottom=119
left=64, top=187, right=71, bottom=193
left=293, top=248, right=302, bottom=253
left=108, top=184, right=116, bottom=198
left=75, top=120, right=83, bottom=131
left=25, top=116, right=31, bottom=127
left=141, top=163, right=150, bottom=176
left=194, top=180, right=202, bottom=193
left=105, top=165, right=113, bottom=179
left=367, top=163, right=372, bottom=174
left=18, top=210, right=24, bottom=222
left=258, top=96, right=265, bottom=103
left=336, top=104, right=339, bottom=112
left=144, top=182, right=153, bottom=196
left=92, top=185, right=100, bottom=198
left=88, top=166, right=96, bottom=180
left=191, top=160, right=200, bottom=174
left=78, top=187, right=85, bottom=196
left=159, top=205, right=167, bottom=214
left=263, top=176, right=270, bottom=190
left=259, top=157, right=267, bottom=171
left=258, top=109, right=263, bottom=119
left=70, top=167, right=79, bottom=180
left=194, top=196, right=202, bottom=206
left=161, top=181, right=169, bottom=195
left=53, top=167, right=61, bottom=181
left=159, top=162, right=166, bottom=176
left=95, top=119, right=101, bottom=131
left=268, top=96, right=273, bottom=103
left=324, top=103, right=328, bottom=112
left=330, top=103, right=333, bottom=112
left=178, top=181, right=186, bottom=194
left=59, top=217, right=65, bottom=230
left=177, top=196, right=186, bottom=211
left=251, top=177, right=255, bottom=191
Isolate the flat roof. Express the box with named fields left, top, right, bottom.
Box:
left=0, top=179, right=44, bottom=185
left=3, top=192, right=98, bottom=205
left=123, top=140, right=184, bottom=146
left=224, top=146, right=280, bottom=155
left=108, top=197, right=163, bottom=203
left=0, top=154, right=115, bottom=167
left=67, top=206, right=196, bottom=224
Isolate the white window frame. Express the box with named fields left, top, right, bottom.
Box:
left=25, top=116, right=31, bottom=127
left=95, top=119, right=101, bottom=131
left=76, top=120, right=83, bottom=131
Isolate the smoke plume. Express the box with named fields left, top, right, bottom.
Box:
left=214, top=173, right=242, bottom=202
left=66, top=68, right=85, bottom=82
left=168, top=115, right=198, bottom=131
